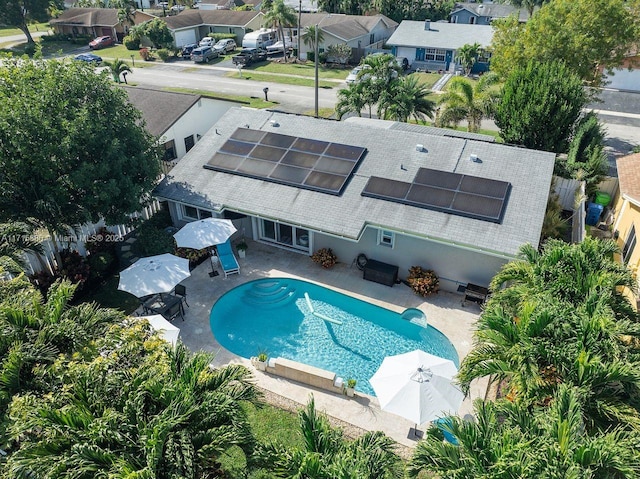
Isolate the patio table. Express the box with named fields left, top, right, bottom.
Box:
left=142, top=293, right=184, bottom=318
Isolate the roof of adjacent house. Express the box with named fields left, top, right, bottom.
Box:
left=154, top=108, right=555, bottom=257
left=200, top=0, right=232, bottom=4
left=122, top=86, right=201, bottom=137
left=387, top=21, right=494, bottom=50
left=284, top=0, right=318, bottom=12
left=163, top=9, right=261, bottom=29
left=50, top=8, right=120, bottom=26
left=617, top=153, right=640, bottom=204
left=451, top=2, right=532, bottom=22
left=299, top=13, right=397, bottom=40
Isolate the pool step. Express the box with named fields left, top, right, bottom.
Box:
left=243, top=281, right=297, bottom=307
left=243, top=290, right=297, bottom=307
left=253, top=280, right=287, bottom=293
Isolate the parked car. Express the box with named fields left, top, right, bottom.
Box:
left=191, top=46, right=218, bottom=63
left=345, top=65, right=367, bottom=84
left=74, top=53, right=103, bottom=64
left=88, top=36, right=113, bottom=50
left=170, top=4, right=185, bottom=11
left=199, top=37, right=215, bottom=47
left=157, top=1, right=169, bottom=6
left=181, top=43, right=198, bottom=59
left=231, top=47, right=267, bottom=66
left=212, top=39, right=236, bottom=54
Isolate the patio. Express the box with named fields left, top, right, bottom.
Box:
left=141, top=239, right=487, bottom=448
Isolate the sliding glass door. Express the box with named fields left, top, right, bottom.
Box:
left=260, top=219, right=310, bottom=252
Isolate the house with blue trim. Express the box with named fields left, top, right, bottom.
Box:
left=449, top=3, right=532, bottom=25
left=386, top=20, right=493, bottom=73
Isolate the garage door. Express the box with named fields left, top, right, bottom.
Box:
left=174, top=29, right=197, bottom=47
left=605, top=68, right=640, bottom=92
left=396, top=47, right=415, bottom=65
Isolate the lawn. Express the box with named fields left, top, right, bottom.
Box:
left=163, top=87, right=276, bottom=109
left=78, top=273, right=140, bottom=314
left=251, top=61, right=350, bottom=80
left=411, top=72, right=442, bottom=89
left=0, top=22, right=49, bottom=38
left=226, top=70, right=336, bottom=88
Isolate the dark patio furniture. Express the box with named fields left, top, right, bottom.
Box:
left=363, top=259, right=398, bottom=287
left=174, top=284, right=189, bottom=307
left=142, top=293, right=184, bottom=319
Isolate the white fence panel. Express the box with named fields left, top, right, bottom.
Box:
left=553, top=176, right=583, bottom=210
left=595, top=177, right=619, bottom=199
left=22, top=199, right=162, bottom=275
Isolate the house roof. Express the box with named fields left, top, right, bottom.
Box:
left=154, top=108, right=555, bottom=257
left=122, top=86, right=201, bottom=137
left=617, top=153, right=640, bottom=204
left=164, top=9, right=261, bottom=29
left=200, top=0, right=232, bottom=5
left=298, top=13, right=397, bottom=40
left=50, top=8, right=119, bottom=27
left=387, top=21, right=494, bottom=50
left=284, top=0, right=318, bottom=12
left=345, top=117, right=496, bottom=142
left=451, top=2, right=531, bottom=22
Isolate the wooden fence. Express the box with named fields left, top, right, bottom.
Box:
left=23, top=199, right=162, bottom=275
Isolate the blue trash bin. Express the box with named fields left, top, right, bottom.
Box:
left=586, top=202, right=604, bottom=226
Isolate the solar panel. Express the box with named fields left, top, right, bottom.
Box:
left=231, top=128, right=265, bottom=143
left=293, top=138, right=329, bottom=154
left=203, top=127, right=366, bottom=195
left=362, top=170, right=511, bottom=223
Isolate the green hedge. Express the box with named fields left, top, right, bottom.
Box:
left=123, top=35, right=140, bottom=50
left=205, top=33, right=237, bottom=42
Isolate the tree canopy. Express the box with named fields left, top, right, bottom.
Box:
left=314, top=0, right=454, bottom=22
left=0, top=58, right=161, bottom=245
left=0, top=0, right=62, bottom=45
left=493, top=60, right=587, bottom=153
left=490, top=0, right=640, bottom=85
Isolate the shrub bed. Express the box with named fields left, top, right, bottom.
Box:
left=406, top=266, right=439, bottom=297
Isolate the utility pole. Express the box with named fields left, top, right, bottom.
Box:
left=314, top=24, right=318, bottom=118
left=297, top=0, right=301, bottom=62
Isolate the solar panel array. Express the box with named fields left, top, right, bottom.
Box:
left=204, top=128, right=367, bottom=196
left=361, top=168, right=511, bottom=223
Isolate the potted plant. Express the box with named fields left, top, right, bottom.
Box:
left=345, top=378, right=356, bottom=397
left=236, top=239, right=248, bottom=258
left=311, top=247, right=337, bottom=268
left=252, top=351, right=268, bottom=371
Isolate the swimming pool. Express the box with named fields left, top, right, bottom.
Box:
left=210, top=278, right=459, bottom=396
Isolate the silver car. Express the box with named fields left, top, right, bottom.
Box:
left=191, top=46, right=218, bottom=63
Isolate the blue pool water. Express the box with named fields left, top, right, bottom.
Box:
left=210, top=278, right=459, bottom=396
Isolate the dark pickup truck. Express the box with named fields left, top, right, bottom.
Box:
left=232, top=48, right=267, bottom=66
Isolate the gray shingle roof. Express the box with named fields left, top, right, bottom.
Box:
left=50, top=8, right=119, bottom=26
left=345, top=117, right=496, bottom=142
left=154, top=108, right=555, bottom=257
left=298, top=13, right=397, bottom=38
left=387, top=21, right=494, bottom=50
left=164, top=9, right=261, bottom=29
left=451, top=2, right=532, bottom=22
left=123, top=86, right=200, bottom=137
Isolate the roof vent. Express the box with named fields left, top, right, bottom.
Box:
left=478, top=4, right=484, bottom=8
left=424, top=19, right=431, bottom=31
left=470, top=154, right=481, bottom=163
left=416, top=144, right=425, bottom=152
left=270, top=120, right=279, bottom=127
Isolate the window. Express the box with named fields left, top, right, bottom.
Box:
left=184, top=135, right=195, bottom=153
left=260, top=219, right=309, bottom=252
left=369, top=33, right=374, bottom=45
left=469, top=16, right=476, bottom=24
left=163, top=140, right=177, bottom=161
left=378, top=229, right=394, bottom=248
left=181, top=205, right=213, bottom=220
left=477, top=50, right=491, bottom=63
left=623, top=226, right=636, bottom=264
left=424, top=48, right=445, bottom=62
left=451, top=15, right=458, bottom=23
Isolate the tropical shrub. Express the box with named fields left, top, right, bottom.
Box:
left=123, top=34, right=140, bottom=50
left=139, top=47, right=153, bottom=61
left=311, top=247, right=337, bottom=268
left=175, top=247, right=209, bottom=269
left=407, top=266, right=439, bottom=296
left=157, top=48, right=172, bottom=62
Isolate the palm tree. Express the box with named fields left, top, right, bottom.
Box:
left=302, top=25, right=324, bottom=61
left=380, top=74, right=436, bottom=123
left=103, top=58, right=132, bottom=83
left=455, top=42, right=480, bottom=75
left=408, top=386, right=639, bottom=478
left=255, top=396, right=403, bottom=478
left=0, top=221, right=43, bottom=272
left=436, top=73, right=499, bottom=132
left=263, top=0, right=297, bottom=63
left=335, top=82, right=369, bottom=119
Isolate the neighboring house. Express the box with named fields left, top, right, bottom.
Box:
left=123, top=87, right=236, bottom=171
left=612, top=153, right=640, bottom=303
left=449, top=2, right=532, bottom=25
left=285, top=0, right=318, bottom=12
left=50, top=8, right=156, bottom=41
left=602, top=53, right=640, bottom=92
left=163, top=10, right=263, bottom=46
left=387, top=20, right=493, bottom=72
left=154, top=108, right=555, bottom=292
left=199, top=0, right=237, bottom=10
left=298, top=13, right=398, bottom=61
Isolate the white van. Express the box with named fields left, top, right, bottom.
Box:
left=241, top=29, right=277, bottom=49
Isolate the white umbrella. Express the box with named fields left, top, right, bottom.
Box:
left=370, top=350, right=464, bottom=427
left=173, top=218, right=237, bottom=250
left=140, top=314, right=180, bottom=347
left=118, top=253, right=190, bottom=297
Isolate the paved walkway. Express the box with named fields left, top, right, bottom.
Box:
left=139, top=239, right=487, bottom=449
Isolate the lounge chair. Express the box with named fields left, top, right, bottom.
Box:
left=216, top=239, right=240, bottom=279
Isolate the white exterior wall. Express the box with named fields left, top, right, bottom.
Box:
left=312, top=226, right=509, bottom=292
left=160, top=98, right=235, bottom=161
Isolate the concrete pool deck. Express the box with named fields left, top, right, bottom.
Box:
left=143, top=240, right=487, bottom=448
